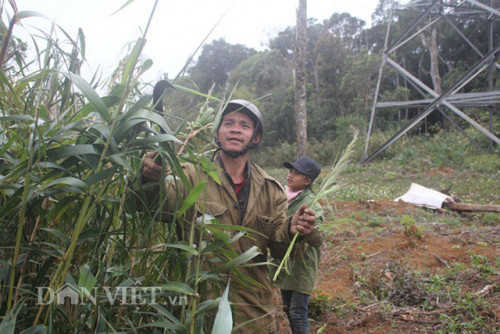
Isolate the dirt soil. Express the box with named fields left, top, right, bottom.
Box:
left=272, top=200, right=499, bottom=333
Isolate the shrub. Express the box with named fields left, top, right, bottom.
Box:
left=385, top=261, right=427, bottom=306
left=308, top=290, right=333, bottom=320
left=401, top=215, right=423, bottom=239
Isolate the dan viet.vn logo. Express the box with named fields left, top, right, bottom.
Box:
left=36, top=284, right=188, bottom=306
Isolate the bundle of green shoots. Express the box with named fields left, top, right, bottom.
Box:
left=273, top=127, right=359, bottom=281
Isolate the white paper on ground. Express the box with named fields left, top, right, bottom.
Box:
left=394, top=183, right=453, bottom=209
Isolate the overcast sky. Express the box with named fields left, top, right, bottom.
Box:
left=15, top=0, right=386, bottom=83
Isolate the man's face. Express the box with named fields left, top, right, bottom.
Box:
left=287, top=168, right=311, bottom=192
left=217, top=111, right=260, bottom=153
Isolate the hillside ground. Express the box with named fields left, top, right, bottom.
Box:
left=266, top=155, right=499, bottom=333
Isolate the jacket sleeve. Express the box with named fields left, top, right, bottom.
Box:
left=134, top=166, right=162, bottom=214
left=304, top=228, right=323, bottom=247
left=135, top=161, right=178, bottom=214
left=268, top=187, right=293, bottom=259
left=136, top=162, right=195, bottom=231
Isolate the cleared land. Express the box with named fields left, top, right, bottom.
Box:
left=270, top=160, right=499, bottom=333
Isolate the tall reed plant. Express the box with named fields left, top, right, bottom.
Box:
left=0, top=1, right=253, bottom=333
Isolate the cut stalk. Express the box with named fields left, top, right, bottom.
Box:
left=273, top=232, right=299, bottom=281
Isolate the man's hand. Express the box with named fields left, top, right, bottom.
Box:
left=290, top=204, right=316, bottom=235
left=141, top=151, right=163, bottom=183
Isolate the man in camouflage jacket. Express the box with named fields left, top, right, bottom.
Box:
left=141, top=100, right=317, bottom=333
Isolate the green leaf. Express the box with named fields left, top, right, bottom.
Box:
left=113, top=119, right=145, bottom=142
left=88, top=123, right=111, bottom=143
left=212, top=102, right=226, bottom=135
left=128, top=109, right=172, bottom=134
left=0, top=302, right=22, bottom=334
left=206, top=223, right=265, bottom=237
left=201, top=239, right=226, bottom=255
left=78, top=264, right=97, bottom=292
left=85, top=167, right=118, bottom=186
left=15, top=11, right=48, bottom=21
left=121, top=94, right=152, bottom=121
left=132, top=134, right=181, bottom=146
left=19, top=325, right=47, bottom=334
left=36, top=162, right=71, bottom=174
left=46, top=196, right=79, bottom=223
left=149, top=303, right=186, bottom=328
left=159, top=243, right=198, bottom=256
left=195, top=298, right=220, bottom=314
left=101, top=95, right=121, bottom=108
left=76, top=228, right=114, bottom=246
left=173, top=84, right=219, bottom=101
left=46, top=144, right=100, bottom=161
left=108, top=83, right=126, bottom=97
left=200, top=155, right=220, bottom=185
left=117, top=279, right=135, bottom=288
left=273, top=233, right=299, bottom=280
left=197, top=272, right=225, bottom=284
left=0, top=115, right=34, bottom=122
left=317, top=324, right=328, bottom=333
left=212, top=246, right=260, bottom=273
left=39, top=228, right=70, bottom=248
left=211, top=280, right=232, bottom=334
left=160, top=282, right=194, bottom=295
left=121, top=38, right=145, bottom=85
left=140, top=320, right=183, bottom=331
left=178, top=181, right=206, bottom=217
left=35, top=242, right=65, bottom=256
left=64, top=72, right=111, bottom=123
left=40, top=177, right=88, bottom=191
left=142, top=59, right=153, bottom=71
left=108, top=154, right=130, bottom=169
left=0, top=134, right=18, bottom=158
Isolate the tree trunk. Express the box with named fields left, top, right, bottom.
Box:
left=295, top=0, right=308, bottom=158
left=420, top=26, right=444, bottom=129
left=313, top=59, right=321, bottom=110
left=420, top=27, right=442, bottom=95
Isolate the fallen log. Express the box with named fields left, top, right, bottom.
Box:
left=442, top=201, right=500, bottom=213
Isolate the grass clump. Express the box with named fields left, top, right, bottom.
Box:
left=401, top=215, right=423, bottom=240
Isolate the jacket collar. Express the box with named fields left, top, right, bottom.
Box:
left=215, top=155, right=253, bottom=205
left=289, top=187, right=312, bottom=205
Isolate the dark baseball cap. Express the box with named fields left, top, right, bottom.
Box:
left=283, top=157, right=321, bottom=181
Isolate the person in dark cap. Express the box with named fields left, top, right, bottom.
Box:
left=270, top=157, right=324, bottom=334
